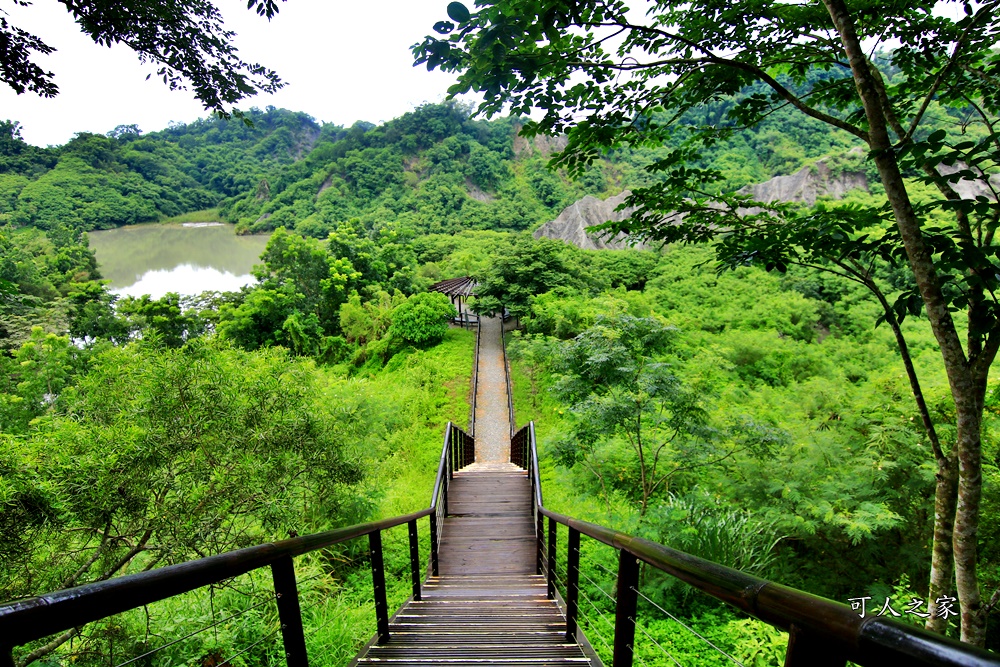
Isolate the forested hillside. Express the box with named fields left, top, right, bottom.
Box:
left=0, top=98, right=876, bottom=354
left=1, top=97, right=876, bottom=238
left=0, top=109, right=323, bottom=231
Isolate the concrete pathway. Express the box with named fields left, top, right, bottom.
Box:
left=473, top=316, right=510, bottom=462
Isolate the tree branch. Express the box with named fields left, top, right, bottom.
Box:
left=15, top=627, right=80, bottom=667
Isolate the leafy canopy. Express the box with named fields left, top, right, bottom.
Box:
left=2, top=0, right=286, bottom=117
left=389, top=292, right=457, bottom=346
left=416, top=0, right=1000, bottom=342
left=473, top=235, right=586, bottom=318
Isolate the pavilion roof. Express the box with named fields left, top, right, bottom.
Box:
left=429, top=276, right=477, bottom=298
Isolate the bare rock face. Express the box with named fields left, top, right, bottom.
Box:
left=937, top=162, right=1000, bottom=202
left=533, top=153, right=998, bottom=251
left=317, top=175, right=334, bottom=196
left=512, top=125, right=569, bottom=158
left=535, top=158, right=869, bottom=250
left=739, top=160, right=868, bottom=205
left=533, top=190, right=641, bottom=250
left=465, top=178, right=495, bottom=202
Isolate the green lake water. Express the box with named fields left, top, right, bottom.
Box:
left=88, top=223, right=271, bottom=299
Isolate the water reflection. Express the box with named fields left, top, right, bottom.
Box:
left=114, top=265, right=256, bottom=299
left=89, top=223, right=271, bottom=298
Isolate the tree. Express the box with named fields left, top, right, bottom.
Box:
left=474, top=235, right=584, bottom=319
left=551, top=315, right=775, bottom=516
left=117, top=292, right=206, bottom=347
left=340, top=290, right=406, bottom=345
left=388, top=291, right=456, bottom=346
left=416, top=0, right=1000, bottom=644
left=252, top=227, right=360, bottom=334
left=1, top=340, right=363, bottom=666
left=506, top=331, right=557, bottom=407
left=2, top=0, right=286, bottom=117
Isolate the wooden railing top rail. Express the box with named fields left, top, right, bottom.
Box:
left=0, top=421, right=475, bottom=658
left=501, top=321, right=515, bottom=438
left=514, top=422, right=1000, bottom=667
left=0, top=508, right=432, bottom=646
left=468, top=318, right=481, bottom=438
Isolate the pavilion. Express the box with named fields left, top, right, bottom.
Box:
left=429, top=276, right=478, bottom=328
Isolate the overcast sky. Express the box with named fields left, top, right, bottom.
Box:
left=1, top=0, right=461, bottom=147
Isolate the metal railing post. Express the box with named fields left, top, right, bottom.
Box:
left=443, top=471, right=449, bottom=517
left=613, top=550, right=640, bottom=667
left=565, top=528, right=580, bottom=642
left=368, top=531, right=390, bottom=644
left=547, top=517, right=557, bottom=600
left=271, top=556, right=309, bottom=667
left=448, top=425, right=455, bottom=479
left=429, top=513, right=439, bottom=576
left=408, top=519, right=421, bottom=601
left=536, top=513, right=545, bottom=576
left=784, top=625, right=847, bottom=667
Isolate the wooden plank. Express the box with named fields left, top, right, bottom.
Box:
left=351, top=464, right=596, bottom=667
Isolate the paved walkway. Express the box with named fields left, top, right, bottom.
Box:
left=473, top=316, right=511, bottom=462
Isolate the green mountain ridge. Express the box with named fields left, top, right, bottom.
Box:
left=0, top=98, right=874, bottom=239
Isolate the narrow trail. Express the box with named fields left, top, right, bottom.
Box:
left=473, top=316, right=511, bottom=462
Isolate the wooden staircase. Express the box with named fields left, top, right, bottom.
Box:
left=352, top=463, right=595, bottom=666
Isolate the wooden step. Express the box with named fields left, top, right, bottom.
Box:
left=350, top=470, right=596, bottom=667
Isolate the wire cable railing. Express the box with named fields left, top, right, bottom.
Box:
left=0, top=422, right=476, bottom=667
left=214, top=623, right=281, bottom=667
left=632, top=586, right=746, bottom=667
left=111, top=595, right=275, bottom=667
left=579, top=570, right=616, bottom=604
left=561, top=527, right=729, bottom=667
left=633, top=620, right=684, bottom=667
left=509, top=419, right=1000, bottom=667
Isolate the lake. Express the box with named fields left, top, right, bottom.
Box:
left=88, top=223, right=271, bottom=299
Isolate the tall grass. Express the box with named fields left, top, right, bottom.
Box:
left=159, top=209, right=222, bottom=224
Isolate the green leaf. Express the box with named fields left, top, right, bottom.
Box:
left=447, top=2, right=471, bottom=24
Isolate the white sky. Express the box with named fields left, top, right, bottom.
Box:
left=0, top=0, right=461, bottom=147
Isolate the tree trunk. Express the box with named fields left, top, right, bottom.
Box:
left=928, top=453, right=959, bottom=633
left=863, top=277, right=958, bottom=632
left=823, top=0, right=986, bottom=644
left=952, top=375, right=987, bottom=644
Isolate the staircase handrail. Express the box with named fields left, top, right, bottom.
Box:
left=469, top=317, right=481, bottom=437
left=501, top=320, right=515, bottom=437
left=514, top=421, right=999, bottom=667
left=0, top=508, right=432, bottom=647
